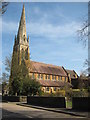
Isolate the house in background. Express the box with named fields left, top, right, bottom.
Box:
left=64, top=69, right=79, bottom=88
left=11, top=5, right=78, bottom=93
left=65, top=69, right=78, bottom=83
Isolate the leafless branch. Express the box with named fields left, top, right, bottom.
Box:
left=77, top=20, right=89, bottom=47
left=0, top=0, right=9, bottom=15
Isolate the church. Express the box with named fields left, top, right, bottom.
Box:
left=12, top=5, right=78, bottom=93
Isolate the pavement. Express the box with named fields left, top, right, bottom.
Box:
left=17, top=102, right=90, bottom=118
left=2, top=102, right=86, bottom=119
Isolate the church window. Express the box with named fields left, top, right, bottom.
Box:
left=45, top=75, right=48, bottom=80
left=46, top=87, right=49, bottom=91
left=58, top=76, right=61, bottom=81
left=54, top=87, right=56, bottom=91
left=48, top=75, right=50, bottom=80
left=41, top=74, right=43, bottom=80
left=52, top=75, right=54, bottom=80
left=21, top=48, right=24, bottom=60
left=38, top=74, right=40, bottom=79
left=55, top=76, right=56, bottom=81
left=32, top=73, right=35, bottom=79
left=24, top=35, right=25, bottom=42
left=25, top=48, right=28, bottom=60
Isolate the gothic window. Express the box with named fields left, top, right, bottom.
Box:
left=45, top=75, right=48, bottom=80
left=46, top=87, right=49, bottom=91
left=32, top=73, right=35, bottom=79
left=55, top=76, right=56, bottom=81
left=25, top=48, right=28, bottom=60
left=58, top=76, right=61, bottom=81
left=21, top=48, right=24, bottom=60
left=24, top=35, right=25, bottom=42
left=52, top=75, right=54, bottom=80
left=38, top=74, right=40, bottom=79
left=48, top=75, right=50, bottom=80
left=54, top=87, right=56, bottom=91
left=41, top=74, right=43, bottom=80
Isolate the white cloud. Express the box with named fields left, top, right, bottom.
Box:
left=27, top=21, right=81, bottom=39
left=2, top=4, right=82, bottom=39
left=2, top=18, right=81, bottom=40
left=2, top=21, right=19, bottom=34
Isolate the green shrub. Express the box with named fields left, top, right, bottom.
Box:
left=72, top=89, right=88, bottom=97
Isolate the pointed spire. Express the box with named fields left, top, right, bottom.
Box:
left=27, top=35, right=29, bottom=42
left=17, top=4, right=27, bottom=42
left=13, top=35, right=17, bottom=51
left=14, top=35, right=17, bottom=45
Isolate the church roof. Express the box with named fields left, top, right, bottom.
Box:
left=25, top=60, right=67, bottom=77
left=37, top=80, right=72, bottom=87
left=66, top=69, right=78, bottom=79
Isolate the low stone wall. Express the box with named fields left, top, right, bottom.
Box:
left=27, top=96, right=66, bottom=108
left=72, top=97, right=90, bottom=111
left=2, top=96, right=27, bottom=102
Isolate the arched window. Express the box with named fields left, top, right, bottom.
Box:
left=41, top=74, right=43, bottom=80
left=45, top=75, right=48, bottom=80
left=25, top=48, right=28, bottom=60
left=38, top=74, right=40, bottom=79
left=32, top=73, right=35, bottom=79
left=24, top=35, right=25, bottom=42
left=48, top=75, right=50, bottom=80
left=21, top=48, right=24, bottom=60
left=52, top=75, right=54, bottom=80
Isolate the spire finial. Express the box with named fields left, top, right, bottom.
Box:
left=17, top=4, right=27, bottom=42
left=22, top=4, right=25, bottom=14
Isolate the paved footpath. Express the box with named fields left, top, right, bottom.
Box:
left=17, top=103, right=89, bottom=118
left=0, top=102, right=87, bottom=119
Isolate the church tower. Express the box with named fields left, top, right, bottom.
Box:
left=13, top=5, right=30, bottom=64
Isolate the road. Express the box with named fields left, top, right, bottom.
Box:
left=1, top=102, right=85, bottom=119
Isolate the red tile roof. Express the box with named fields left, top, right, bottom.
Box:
left=37, top=80, right=72, bottom=87
left=25, top=60, right=67, bottom=77
left=66, top=69, right=78, bottom=79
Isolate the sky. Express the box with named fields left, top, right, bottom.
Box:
left=1, top=2, right=88, bottom=76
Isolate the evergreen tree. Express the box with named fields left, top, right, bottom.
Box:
left=9, top=50, right=41, bottom=96
left=9, top=51, right=21, bottom=95
left=22, top=77, right=41, bottom=96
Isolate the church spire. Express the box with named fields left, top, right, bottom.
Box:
left=14, top=5, right=30, bottom=64
left=17, top=4, right=27, bottom=43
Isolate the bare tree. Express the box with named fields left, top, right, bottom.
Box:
left=77, top=2, right=90, bottom=47
left=0, top=0, right=8, bottom=15
left=77, top=19, right=88, bottom=47
left=1, top=54, right=11, bottom=83
left=77, top=2, right=90, bottom=76
left=4, top=54, right=11, bottom=73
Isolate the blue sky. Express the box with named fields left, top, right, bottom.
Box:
left=1, top=2, right=88, bottom=76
